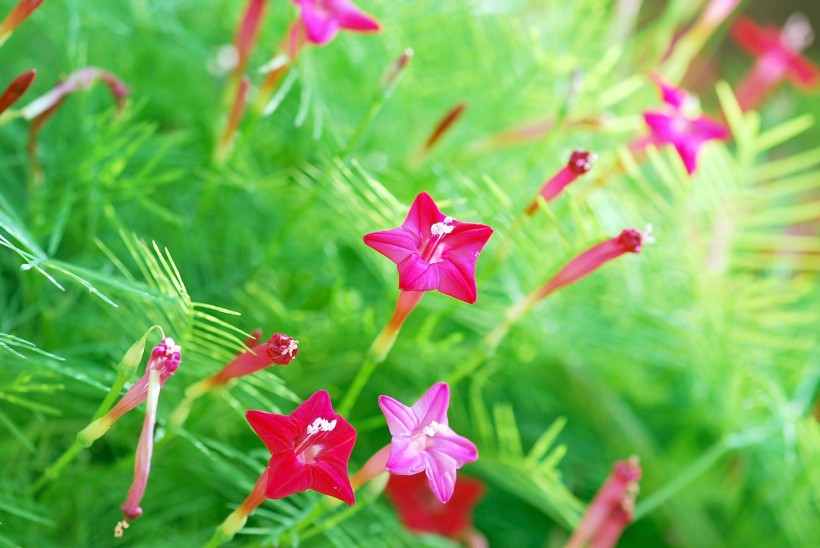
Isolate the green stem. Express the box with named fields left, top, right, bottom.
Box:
left=32, top=439, right=85, bottom=493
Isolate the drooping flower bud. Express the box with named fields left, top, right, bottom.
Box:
left=525, top=149, right=596, bottom=215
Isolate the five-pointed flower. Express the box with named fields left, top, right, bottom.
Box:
left=386, top=472, right=486, bottom=541
left=364, top=192, right=494, bottom=304
left=731, top=14, right=819, bottom=111
left=639, top=77, right=729, bottom=174
left=293, top=0, right=381, bottom=46
left=246, top=390, right=357, bottom=505
left=378, top=382, right=478, bottom=503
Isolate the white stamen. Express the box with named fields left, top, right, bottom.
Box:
left=307, top=417, right=337, bottom=436
left=259, top=53, right=289, bottom=75
left=431, top=217, right=455, bottom=236
left=642, top=224, right=656, bottom=245
left=162, top=338, right=181, bottom=356
left=281, top=339, right=299, bottom=356
left=782, top=13, right=814, bottom=53
left=422, top=420, right=447, bottom=437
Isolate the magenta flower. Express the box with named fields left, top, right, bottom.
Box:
left=525, top=149, right=596, bottom=215
left=732, top=14, right=819, bottom=112
left=246, top=389, right=357, bottom=505
left=0, top=69, right=35, bottom=115
left=293, top=0, right=381, bottom=46
left=364, top=192, right=493, bottom=304
left=637, top=77, right=729, bottom=174
left=378, top=382, right=478, bottom=503
left=566, top=457, right=642, bottom=548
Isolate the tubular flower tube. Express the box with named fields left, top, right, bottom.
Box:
left=231, top=0, right=269, bottom=82
left=566, top=457, right=642, bottom=548
left=386, top=472, right=487, bottom=547
left=500, top=227, right=652, bottom=336
left=0, top=69, right=35, bottom=116
left=169, top=332, right=297, bottom=430
left=525, top=149, right=596, bottom=215
left=0, top=0, right=44, bottom=46
left=731, top=14, right=819, bottom=112
left=353, top=382, right=478, bottom=504
left=207, top=391, right=356, bottom=546
left=634, top=76, right=729, bottom=174
left=78, top=338, right=181, bottom=447
left=114, top=368, right=163, bottom=537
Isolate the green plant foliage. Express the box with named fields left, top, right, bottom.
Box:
left=1, top=0, right=819, bottom=546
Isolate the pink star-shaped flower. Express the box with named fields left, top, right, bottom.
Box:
left=246, top=390, right=357, bottom=505
left=363, top=192, right=494, bottom=304
left=378, top=382, right=478, bottom=503
left=639, top=77, right=729, bottom=174
left=293, top=0, right=381, bottom=46
left=731, top=14, right=819, bottom=111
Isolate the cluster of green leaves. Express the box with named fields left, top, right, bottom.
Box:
left=1, top=0, right=819, bottom=546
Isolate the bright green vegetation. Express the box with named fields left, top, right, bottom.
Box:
left=1, top=0, right=819, bottom=546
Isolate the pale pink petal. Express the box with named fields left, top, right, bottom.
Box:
left=379, top=395, right=418, bottom=435
left=428, top=429, right=478, bottom=468
left=424, top=449, right=459, bottom=503
left=410, top=382, right=450, bottom=427
left=386, top=436, right=427, bottom=475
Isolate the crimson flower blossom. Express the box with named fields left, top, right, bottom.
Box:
left=636, top=77, right=729, bottom=174
left=525, top=149, right=596, bottom=215
left=386, top=472, right=486, bottom=545
left=247, top=390, right=357, bottom=504
left=566, top=457, right=642, bottom=548
left=364, top=192, right=493, bottom=305
left=731, top=14, right=819, bottom=112
left=293, top=0, right=380, bottom=46
left=378, top=382, right=478, bottom=503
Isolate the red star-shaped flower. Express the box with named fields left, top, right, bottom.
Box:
left=385, top=472, right=485, bottom=539
left=246, top=390, right=357, bottom=505
left=363, top=192, right=493, bottom=304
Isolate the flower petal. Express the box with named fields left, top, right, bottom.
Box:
left=246, top=410, right=299, bottom=454
left=788, top=54, right=820, bottom=89
left=379, top=394, right=418, bottom=435
left=397, top=254, right=440, bottom=292
left=363, top=227, right=419, bottom=265
left=386, top=436, right=427, bottom=475
left=436, top=254, right=478, bottom=303
left=424, top=449, right=459, bottom=503
left=674, top=139, right=701, bottom=174
left=290, top=390, right=336, bottom=431
left=428, top=429, right=479, bottom=468
left=334, top=0, right=380, bottom=33
left=691, top=116, right=729, bottom=141
left=264, top=452, right=312, bottom=499
left=299, top=2, right=341, bottom=45
left=310, top=455, right=356, bottom=505
left=401, top=192, right=442, bottom=237
left=410, top=382, right=450, bottom=427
